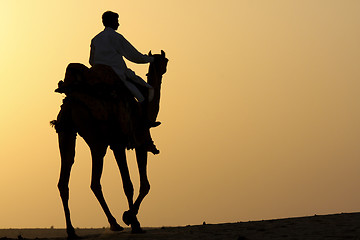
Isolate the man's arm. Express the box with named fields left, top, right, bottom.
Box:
left=116, top=33, right=154, bottom=64
left=89, top=43, right=95, bottom=66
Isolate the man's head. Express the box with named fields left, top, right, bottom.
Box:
left=102, top=11, right=119, bottom=30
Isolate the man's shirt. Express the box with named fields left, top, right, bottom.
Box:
left=89, top=27, right=153, bottom=81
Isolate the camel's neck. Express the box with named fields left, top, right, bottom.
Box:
left=147, top=67, right=162, bottom=89
left=146, top=66, right=163, bottom=122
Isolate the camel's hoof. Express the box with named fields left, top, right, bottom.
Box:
left=131, top=221, right=146, bottom=234
left=67, top=232, right=82, bottom=240
left=110, top=222, right=124, bottom=232
left=131, top=227, right=146, bottom=234
left=123, top=210, right=145, bottom=233
left=122, top=210, right=136, bottom=226
left=67, top=235, right=82, bottom=240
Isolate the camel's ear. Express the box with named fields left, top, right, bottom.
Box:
left=161, top=50, right=165, bottom=57
left=148, top=51, right=152, bottom=56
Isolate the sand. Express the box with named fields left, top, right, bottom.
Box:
left=1, top=212, right=359, bottom=240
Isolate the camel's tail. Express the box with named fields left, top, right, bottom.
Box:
left=50, top=120, right=57, bottom=128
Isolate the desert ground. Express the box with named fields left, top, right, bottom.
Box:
left=0, top=212, right=359, bottom=240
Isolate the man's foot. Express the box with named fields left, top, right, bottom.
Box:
left=147, top=142, right=160, bottom=155
left=148, top=121, right=161, bottom=128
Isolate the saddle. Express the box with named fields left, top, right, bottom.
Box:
left=56, top=63, right=134, bottom=119
left=55, top=63, right=158, bottom=154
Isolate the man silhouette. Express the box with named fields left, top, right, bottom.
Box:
left=90, top=11, right=160, bottom=128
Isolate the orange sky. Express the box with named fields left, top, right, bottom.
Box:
left=0, top=0, right=360, bottom=228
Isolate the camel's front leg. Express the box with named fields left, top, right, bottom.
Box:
left=133, top=147, right=150, bottom=213
left=112, top=145, right=143, bottom=233
left=57, top=132, right=78, bottom=239
left=89, top=144, right=124, bottom=232
left=121, top=146, right=150, bottom=233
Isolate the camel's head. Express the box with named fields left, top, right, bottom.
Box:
left=149, top=50, right=168, bottom=76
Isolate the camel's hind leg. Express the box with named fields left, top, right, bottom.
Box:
left=112, top=145, right=134, bottom=210
left=57, top=131, right=78, bottom=239
left=89, top=143, right=124, bottom=232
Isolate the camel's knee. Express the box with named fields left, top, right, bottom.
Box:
left=124, top=183, right=134, bottom=198
left=140, top=181, right=150, bottom=196
left=57, top=182, right=69, bottom=199
left=58, top=165, right=73, bottom=190
left=60, top=152, right=75, bottom=164
left=58, top=183, right=68, bottom=192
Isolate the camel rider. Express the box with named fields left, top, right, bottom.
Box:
left=89, top=11, right=160, bottom=128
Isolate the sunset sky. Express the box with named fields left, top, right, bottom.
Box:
left=0, top=0, right=360, bottom=228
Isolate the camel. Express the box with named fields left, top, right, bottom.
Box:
left=51, top=51, right=168, bottom=238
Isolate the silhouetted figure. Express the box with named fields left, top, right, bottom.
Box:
left=52, top=35, right=168, bottom=239
left=90, top=11, right=160, bottom=128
